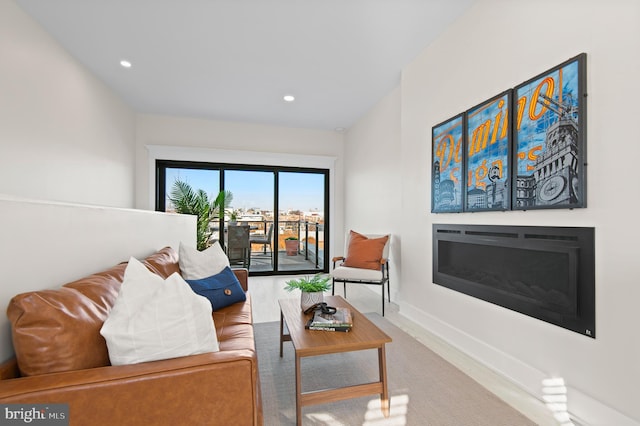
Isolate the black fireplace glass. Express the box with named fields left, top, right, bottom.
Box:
left=433, top=224, right=595, bottom=338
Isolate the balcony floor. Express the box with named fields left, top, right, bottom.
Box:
left=238, top=250, right=323, bottom=273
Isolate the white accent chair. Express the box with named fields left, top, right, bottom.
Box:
left=330, top=232, right=391, bottom=316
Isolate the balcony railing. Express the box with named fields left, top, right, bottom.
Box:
left=213, top=220, right=324, bottom=272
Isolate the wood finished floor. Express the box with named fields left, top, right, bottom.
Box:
left=249, top=275, right=556, bottom=426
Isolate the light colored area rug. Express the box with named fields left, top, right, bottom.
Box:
left=255, top=313, right=537, bottom=426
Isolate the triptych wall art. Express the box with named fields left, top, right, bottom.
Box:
left=431, top=53, right=587, bottom=213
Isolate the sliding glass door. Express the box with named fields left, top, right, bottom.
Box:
left=278, top=171, right=326, bottom=271
left=224, top=170, right=275, bottom=272
left=156, top=161, right=329, bottom=275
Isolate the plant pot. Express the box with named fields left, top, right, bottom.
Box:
left=285, top=240, right=298, bottom=256
left=300, top=291, right=323, bottom=312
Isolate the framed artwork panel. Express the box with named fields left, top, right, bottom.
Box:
left=464, top=90, right=512, bottom=212
left=432, top=113, right=465, bottom=213
left=512, top=53, right=587, bottom=210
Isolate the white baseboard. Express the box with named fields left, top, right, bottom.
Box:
left=390, top=301, right=639, bottom=426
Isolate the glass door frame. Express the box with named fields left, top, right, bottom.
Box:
left=156, top=159, right=330, bottom=276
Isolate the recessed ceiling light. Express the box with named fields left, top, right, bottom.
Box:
left=283, top=95, right=295, bottom=102
left=120, top=60, right=132, bottom=68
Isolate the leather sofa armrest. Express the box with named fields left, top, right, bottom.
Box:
left=232, top=268, right=249, bottom=291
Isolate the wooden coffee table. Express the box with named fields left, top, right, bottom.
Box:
left=279, top=295, right=392, bottom=426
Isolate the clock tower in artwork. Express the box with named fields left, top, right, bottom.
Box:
left=533, top=94, right=581, bottom=206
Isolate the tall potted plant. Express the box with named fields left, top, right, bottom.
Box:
left=284, top=274, right=331, bottom=311
left=169, top=179, right=233, bottom=250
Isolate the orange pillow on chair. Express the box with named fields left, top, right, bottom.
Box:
left=342, top=231, right=388, bottom=270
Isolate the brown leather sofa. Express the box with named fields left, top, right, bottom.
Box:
left=0, top=247, right=263, bottom=426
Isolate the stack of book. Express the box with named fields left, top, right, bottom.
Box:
left=305, top=307, right=353, bottom=332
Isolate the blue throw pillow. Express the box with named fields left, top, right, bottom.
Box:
left=185, top=267, right=246, bottom=311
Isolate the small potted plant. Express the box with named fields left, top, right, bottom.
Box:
left=284, top=274, right=331, bottom=311
left=284, top=236, right=299, bottom=256
left=228, top=210, right=239, bottom=225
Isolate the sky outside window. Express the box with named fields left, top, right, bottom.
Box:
left=165, top=168, right=220, bottom=210
left=279, top=172, right=324, bottom=213
left=165, top=167, right=324, bottom=212
left=225, top=170, right=274, bottom=211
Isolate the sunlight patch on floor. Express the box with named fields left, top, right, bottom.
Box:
left=301, top=394, right=409, bottom=426
left=363, top=394, right=409, bottom=426
left=304, top=411, right=348, bottom=426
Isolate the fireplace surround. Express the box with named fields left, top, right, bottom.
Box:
left=432, top=224, right=595, bottom=338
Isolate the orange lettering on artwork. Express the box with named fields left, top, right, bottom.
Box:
left=516, top=96, right=527, bottom=131
left=528, top=146, right=542, bottom=161
left=470, top=120, right=491, bottom=156
left=500, top=108, right=509, bottom=139
left=529, top=77, right=555, bottom=121
left=490, top=99, right=505, bottom=145
left=525, top=146, right=542, bottom=171
left=435, top=134, right=454, bottom=172
left=449, top=167, right=460, bottom=184
left=454, top=136, right=462, bottom=164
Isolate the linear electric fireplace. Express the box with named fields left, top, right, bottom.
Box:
left=433, top=224, right=595, bottom=338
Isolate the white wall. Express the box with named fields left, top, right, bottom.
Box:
left=5, top=0, right=638, bottom=421
left=0, top=195, right=196, bottom=362
left=343, top=87, right=402, bottom=298
left=391, top=0, right=640, bottom=424
left=0, top=1, right=136, bottom=208
left=135, top=114, right=345, bottom=256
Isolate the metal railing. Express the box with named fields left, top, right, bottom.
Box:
left=228, top=219, right=324, bottom=269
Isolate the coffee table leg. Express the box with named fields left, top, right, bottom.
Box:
left=379, top=345, right=390, bottom=417
left=295, top=354, right=302, bottom=426
left=280, top=310, right=284, bottom=358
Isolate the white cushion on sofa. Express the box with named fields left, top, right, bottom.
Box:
left=179, top=242, right=230, bottom=280
left=100, top=257, right=219, bottom=366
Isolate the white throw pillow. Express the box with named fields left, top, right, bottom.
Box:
left=100, top=257, right=219, bottom=366
left=179, top=241, right=230, bottom=280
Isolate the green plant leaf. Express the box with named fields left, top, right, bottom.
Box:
left=284, top=274, right=331, bottom=292
left=168, top=179, right=233, bottom=251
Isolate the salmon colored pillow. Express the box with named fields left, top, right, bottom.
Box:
left=342, top=231, right=388, bottom=270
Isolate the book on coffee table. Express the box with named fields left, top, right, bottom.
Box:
left=305, top=322, right=351, bottom=332
left=305, top=307, right=353, bottom=332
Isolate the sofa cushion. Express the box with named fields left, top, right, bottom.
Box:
left=142, top=246, right=181, bottom=279
left=213, top=293, right=255, bottom=352
left=185, top=267, right=247, bottom=311
left=100, top=257, right=219, bottom=366
left=5, top=247, right=242, bottom=377
left=7, top=287, right=111, bottom=377
left=179, top=242, right=229, bottom=280
left=63, top=262, right=126, bottom=310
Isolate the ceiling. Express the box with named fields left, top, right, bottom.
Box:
left=16, top=0, right=473, bottom=131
